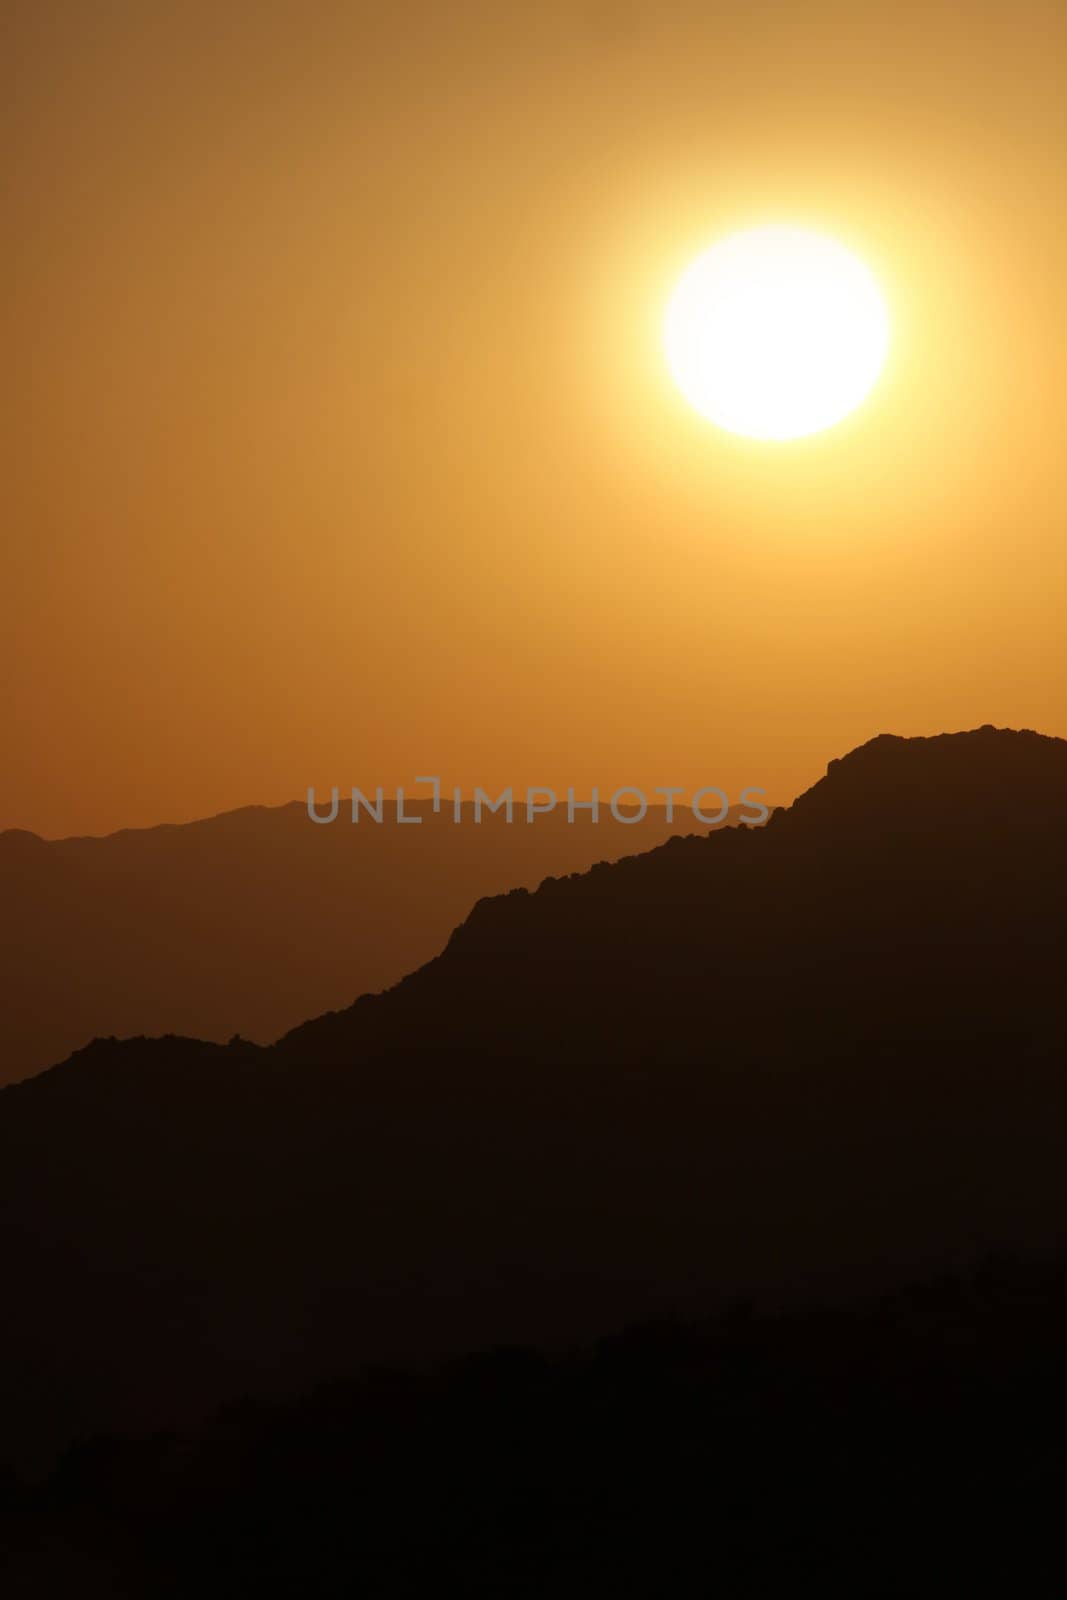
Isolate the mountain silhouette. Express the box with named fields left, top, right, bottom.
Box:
left=2, top=726, right=1066, bottom=1475
left=4, top=1252, right=1066, bottom=1595
left=0, top=799, right=752, bottom=1087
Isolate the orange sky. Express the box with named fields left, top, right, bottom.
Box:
left=5, top=1, right=1066, bottom=837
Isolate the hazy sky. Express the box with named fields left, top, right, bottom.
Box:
left=5, top=1, right=1066, bottom=836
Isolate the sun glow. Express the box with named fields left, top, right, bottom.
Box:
left=664, top=226, right=890, bottom=441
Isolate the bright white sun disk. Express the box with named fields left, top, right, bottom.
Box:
left=664, top=226, right=890, bottom=440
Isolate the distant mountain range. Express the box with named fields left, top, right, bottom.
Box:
left=1, top=726, right=1066, bottom=1474
left=0, top=799, right=753, bottom=1087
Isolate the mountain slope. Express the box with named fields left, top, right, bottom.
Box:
left=0, top=798, right=748, bottom=1086
left=1, top=726, right=1066, bottom=1472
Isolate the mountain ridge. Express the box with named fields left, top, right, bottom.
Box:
left=0, top=798, right=754, bottom=1086
left=13, top=723, right=1067, bottom=1083
left=2, top=725, right=1066, bottom=1471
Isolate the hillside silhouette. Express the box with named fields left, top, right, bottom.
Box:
left=4, top=1253, right=1066, bottom=1595
left=0, top=799, right=749, bottom=1086
left=2, top=726, right=1067, bottom=1480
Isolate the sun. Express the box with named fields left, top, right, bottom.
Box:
left=664, top=225, right=890, bottom=441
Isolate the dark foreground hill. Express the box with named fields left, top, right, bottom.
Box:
left=3, top=1253, right=1066, bottom=1596
left=0, top=799, right=749, bottom=1086
left=2, top=726, right=1066, bottom=1479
